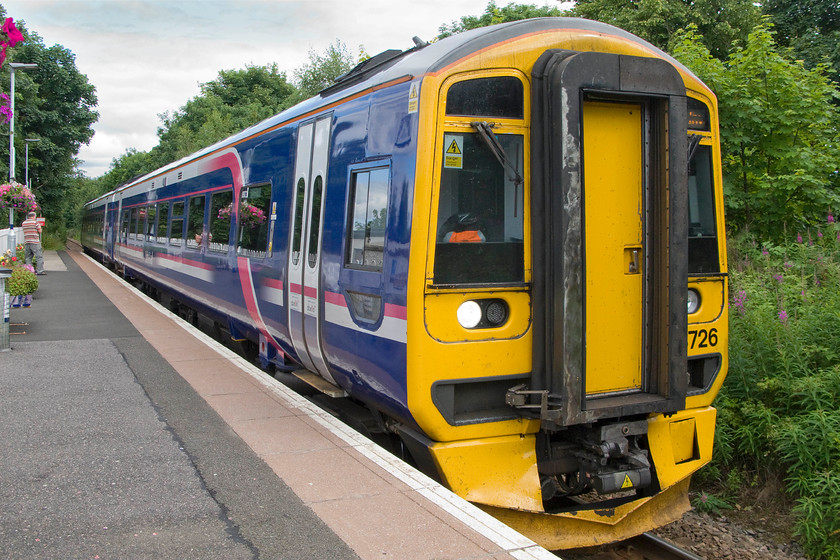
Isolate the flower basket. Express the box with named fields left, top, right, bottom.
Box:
left=0, top=245, right=22, bottom=268
left=5, top=264, right=38, bottom=296
left=217, top=202, right=267, bottom=229
left=0, top=181, right=38, bottom=214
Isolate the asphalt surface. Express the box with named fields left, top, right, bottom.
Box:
left=0, top=251, right=360, bottom=559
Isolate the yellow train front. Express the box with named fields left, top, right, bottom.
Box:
left=399, top=18, right=727, bottom=549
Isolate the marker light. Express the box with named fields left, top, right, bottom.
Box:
left=687, top=289, right=701, bottom=314
left=485, top=300, right=508, bottom=326
left=457, top=301, right=483, bottom=329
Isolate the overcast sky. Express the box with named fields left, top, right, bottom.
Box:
left=2, top=0, right=552, bottom=178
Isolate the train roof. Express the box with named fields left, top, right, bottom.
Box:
left=89, top=17, right=701, bottom=205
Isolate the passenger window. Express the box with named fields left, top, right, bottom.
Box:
left=291, top=179, right=305, bottom=266
left=170, top=200, right=185, bottom=246
left=347, top=168, right=389, bottom=271
left=186, top=196, right=206, bottom=249
left=209, top=190, right=234, bottom=252
left=156, top=201, right=169, bottom=243
left=446, top=76, right=524, bottom=119
left=145, top=204, right=156, bottom=241
left=434, top=132, right=525, bottom=284
left=237, top=184, right=271, bottom=258
left=121, top=209, right=130, bottom=242
left=129, top=208, right=139, bottom=240
left=308, top=177, right=323, bottom=268
left=688, top=144, right=719, bottom=273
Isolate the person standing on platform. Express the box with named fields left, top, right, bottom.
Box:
left=22, top=211, right=46, bottom=275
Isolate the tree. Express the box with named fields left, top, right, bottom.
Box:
left=570, top=0, right=761, bottom=59
left=291, top=40, right=357, bottom=99
left=763, top=0, right=840, bottom=83
left=0, top=9, right=98, bottom=229
left=437, top=1, right=564, bottom=38
left=151, top=64, right=296, bottom=167
left=670, top=24, right=840, bottom=238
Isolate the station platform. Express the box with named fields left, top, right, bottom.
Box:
left=0, top=248, right=556, bottom=560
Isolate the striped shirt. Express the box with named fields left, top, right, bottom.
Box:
left=22, top=218, right=41, bottom=244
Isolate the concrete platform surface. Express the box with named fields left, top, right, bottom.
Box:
left=1, top=249, right=556, bottom=560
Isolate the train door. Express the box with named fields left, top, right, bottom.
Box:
left=582, top=100, right=644, bottom=396
left=286, top=116, right=338, bottom=384
left=530, top=50, right=689, bottom=427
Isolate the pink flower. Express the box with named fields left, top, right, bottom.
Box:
left=2, top=18, right=24, bottom=46
left=779, top=309, right=788, bottom=323
left=797, top=233, right=803, bottom=243
left=828, top=213, right=835, bottom=224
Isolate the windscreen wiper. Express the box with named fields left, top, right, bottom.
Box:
left=471, top=121, right=524, bottom=187
left=471, top=121, right=524, bottom=215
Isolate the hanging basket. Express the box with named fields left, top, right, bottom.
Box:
left=217, top=202, right=267, bottom=229
left=0, top=181, right=38, bottom=214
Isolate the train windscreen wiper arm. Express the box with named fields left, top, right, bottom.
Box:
left=471, top=121, right=524, bottom=188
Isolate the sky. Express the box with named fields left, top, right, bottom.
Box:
left=1, top=0, right=559, bottom=178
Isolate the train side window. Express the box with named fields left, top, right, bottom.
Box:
left=346, top=167, right=389, bottom=271
left=129, top=208, right=139, bottom=240
left=291, top=179, right=305, bottom=266
left=308, top=176, right=323, bottom=268
left=186, top=195, right=206, bottom=249
left=688, top=144, right=720, bottom=273
left=209, top=190, right=234, bottom=252
left=121, top=209, right=130, bottom=242
left=156, top=201, right=170, bottom=244
left=170, top=200, right=185, bottom=246
left=145, top=204, right=156, bottom=242
left=237, top=184, right=271, bottom=258
left=434, top=132, right=525, bottom=285
left=446, top=76, right=524, bottom=118
left=135, top=207, right=145, bottom=241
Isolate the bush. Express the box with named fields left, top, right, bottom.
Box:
left=714, top=224, right=840, bottom=558
left=5, top=264, right=38, bottom=296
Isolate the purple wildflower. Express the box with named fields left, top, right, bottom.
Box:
left=779, top=309, right=788, bottom=324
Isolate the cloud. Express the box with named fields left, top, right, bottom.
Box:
left=4, top=0, right=502, bottom=177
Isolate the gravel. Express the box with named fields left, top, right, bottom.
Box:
left=653, top=510, right=810, bottom=560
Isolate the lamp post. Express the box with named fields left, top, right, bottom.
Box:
left=6, top=62, right=38, bottom=252
left=24, top=137, right=40, bottom=189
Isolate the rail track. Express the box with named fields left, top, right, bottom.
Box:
left=562, top=532, right=706, bottom=560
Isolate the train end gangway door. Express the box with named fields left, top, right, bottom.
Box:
left=286, top=116, right=339, bottom=386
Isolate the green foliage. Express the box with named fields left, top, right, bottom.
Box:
left=437, top=1, right=564, bottom=38
left=0, top=10, right=98, bottom=229
left=717, top=231, right=840, bottom=558
left=152, top=64, right=296, bottom=167
left=671, top=24, right=840, bottom=240
left=291, top=40, right=357, bottom=99
left=4, top=264, right=38, bottom=296
left=570, top=0, right=760, bottom=58
left=763, top=0, right=840, bottom=83
left=692, top=491, right=733, bottom=515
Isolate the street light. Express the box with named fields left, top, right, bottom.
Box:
left=7, top=62, right=38, bottom=252
left=25, top=138, right=40, bottom=189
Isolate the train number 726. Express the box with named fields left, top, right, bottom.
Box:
left=688, top=328, right=718, bottom=350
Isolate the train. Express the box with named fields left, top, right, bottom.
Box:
left=82, top=17, right=728, bottom=549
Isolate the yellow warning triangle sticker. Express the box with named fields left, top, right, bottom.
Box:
left=446, top=139, right=462, bottom=154
left=409, top=83, right=418, bottom=99
left=621, top=474, right=634, bottom=489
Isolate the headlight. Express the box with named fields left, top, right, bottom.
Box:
left=457, top=299, right=509, bottom=329
left=687, top=289, right=701, bottom=314
left=457, top=301, right=483, bottom=329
